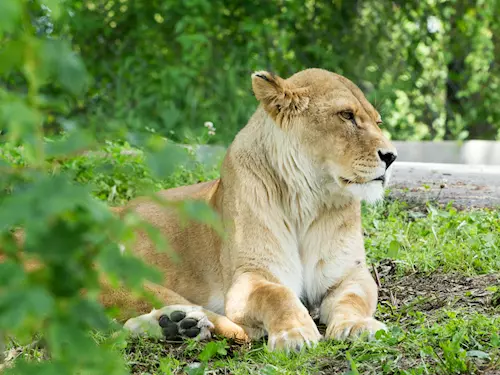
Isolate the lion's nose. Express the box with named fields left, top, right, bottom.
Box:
left=378, top=150, right=397, bottom=169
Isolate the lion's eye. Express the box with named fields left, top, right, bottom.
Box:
left=340, top=111, right=354, bottom=120
left=340, top=111, right=357, bottom=126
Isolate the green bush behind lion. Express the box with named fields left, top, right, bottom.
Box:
left=3, top=0, right=500, bottom=144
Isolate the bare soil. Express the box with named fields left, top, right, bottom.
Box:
left=375, top=260, right=500, bottom=318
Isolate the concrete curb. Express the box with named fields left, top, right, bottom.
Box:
left=388, top=162, right=500, bottom=208
left=392, top=140, right=500, bottom=165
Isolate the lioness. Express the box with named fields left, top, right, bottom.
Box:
left=105, top=68, right=397, bottom=351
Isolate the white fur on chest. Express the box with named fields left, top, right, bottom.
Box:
left=301, top=233, right=362, bottom=305
left=267, top=217, right=364, bottom=306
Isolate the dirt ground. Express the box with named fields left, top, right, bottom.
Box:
left=375, top=260, right=500, bottom=315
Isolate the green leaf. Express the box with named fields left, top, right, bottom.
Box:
left=387, top=240, right=400, bottom=258
left=177, top=200, right=224, bottom=236
left=69, top=298, right=110, bottom=331
left=198, top=340, right=228, bottom=362
left=46, top=318, right=96, bottom=360
left=0, top=0, right=23, bottom=35
left=466, top=350, right=490, bottom=360
left=0, top=100, right=42, bottom=145
left=145, top=141, right=190, bottom=179
left=97, top=243, right=162, bottom=289
left=0, top=174, right=91, bottom=230
left=184, top=363, right=206, bottom=375
left=0, top=40, right=25, bottom=76
left=43, top=318, right=129, bottom=374
left=491, top=333, right=500, bottom=347
left=345, top=351, right=360, bottom=375
left=40, top=0, right=62, bottom=20
left=159, top=358, right=181, bottom=375
left=57, top=51, right=88, bottom=96
left=260, top=365, right=280, bottom=375
left=194, top=145, right=225, bottom=168
left=45, top=131, right=94, bottom=158
left=0, top=260, right=26, bottom=287
left=0, top=287, right=54, bottom=330
left=42, top=40, right=88, bottom=96
left=3, top=360, right=66, bottom=375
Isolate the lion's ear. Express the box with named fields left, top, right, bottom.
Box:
left=251, top=71, right=309, bottom=126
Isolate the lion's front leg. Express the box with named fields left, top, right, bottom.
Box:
left=320, top=266, right=386, bottom=340
left=225, top=272, right=321, bottom=352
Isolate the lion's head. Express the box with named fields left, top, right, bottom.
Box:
left=251, top=68, right=397, bottom=203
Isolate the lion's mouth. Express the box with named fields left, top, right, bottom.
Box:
left=340, top=175, right=385, bottom=185
left=340, top=177, right=355, bottom=185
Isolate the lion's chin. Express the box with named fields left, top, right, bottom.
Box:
left=344, top=180, right=386, bottom=204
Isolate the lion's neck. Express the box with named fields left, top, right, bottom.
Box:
left=235, top=109, right=354, bottom=225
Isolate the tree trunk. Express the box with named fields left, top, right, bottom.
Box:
left=444, top=57, right=465, bottom=140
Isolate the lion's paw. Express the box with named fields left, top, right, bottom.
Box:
left=267, top=316, right=322, bottom=352
left=124, top=305, right=214, bottom=341
left=326, top=317, right=386, bottom=341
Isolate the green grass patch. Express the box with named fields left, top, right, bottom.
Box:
left=363, top=201, right=500, bottom=275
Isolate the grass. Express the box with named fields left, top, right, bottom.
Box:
left=123, top=285, right=500, bottom=375
left=363, top=201, right=500, bottom=275
left=1, top=142, right=499, bottom=374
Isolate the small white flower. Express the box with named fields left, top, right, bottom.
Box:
left=204, top=121, right=214, bottom=128
left=208, top=130, right=215, bottom=136
left=427, top=16, right=442, bottom=34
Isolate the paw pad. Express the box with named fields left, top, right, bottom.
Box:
left=124, top=305, right=213, bottom=341
left=157, top=308, right=213, bottom=341
left=170, top=311, right=186, bottom=322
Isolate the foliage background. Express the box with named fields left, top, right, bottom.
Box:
left=3, top=0, right=500, bottom=144
left=61, top=0, right=500, bottom=142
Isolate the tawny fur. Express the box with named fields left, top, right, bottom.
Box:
left=3, top=69, right=397, bottom=351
